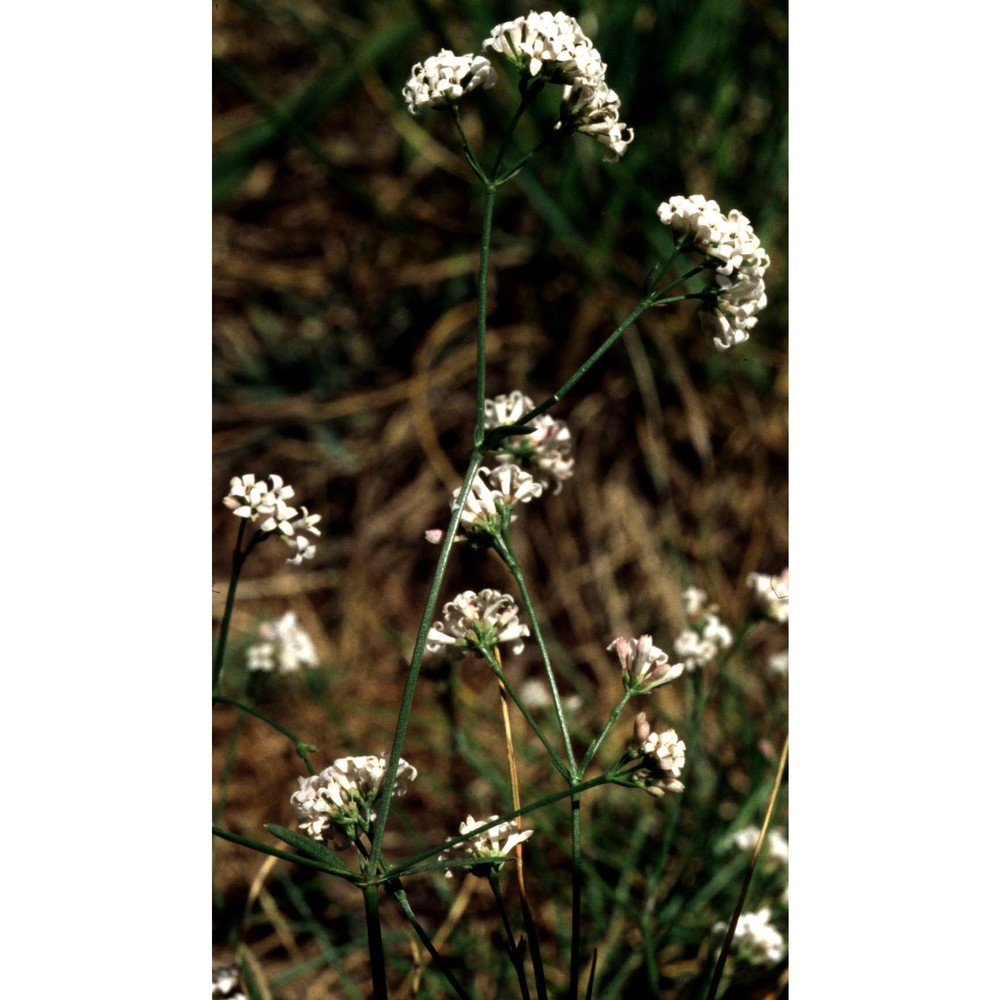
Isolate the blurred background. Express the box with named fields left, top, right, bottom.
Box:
left=213, top=0, right=788, bottom=996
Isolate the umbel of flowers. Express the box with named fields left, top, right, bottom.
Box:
left=426, top=589, right=530, bottom=658
left=484, top=390, right=575, bottom=493
left=291, top=754, right=418, bottom=848
left=657, top=194, right=771, bottom=350
left=673, top=587, right=733, bottom=672
left=222, top=473, right=322, bottom=565
left=404, top=11, right=633, bottom=160
left=438, top=815, right=534, bottom=878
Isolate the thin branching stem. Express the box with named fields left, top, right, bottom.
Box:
left=580, top=692, right=632, bottom=773
left=213, top=517, right=248, bottom=691
left=704, top=733, right=790, bottom=1000
left=213, top=695, right=318, bottom=774
left=497, top=528, right=577, bottom=772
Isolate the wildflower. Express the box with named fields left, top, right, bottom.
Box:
left=452, top=464, right=542, bottom=538
left=484, top=391, right=574, bottom=493
left=403, top=49, right=498, bottom=115
left=482, top=12, right=633, bottom=161
left=627, top=712, right=686, bottom=797
left=426, top=589, right=529, bottom=658
left=768, top=649, right=788, bottom=676
left=223, top=473, right=296, bottom=533
left=673, top=589, right=732, bottom=672
left=724, top=825, right=789, bottom=867
left=283, top=533, right=317, bottom=566
left=246, top=611, right=318, bottom=674
left=714, top=908, right=786, bottom=966
left=520, top=677, right=583, bottom=713
left=291, top=754, right=418, bottom=846
left=746, top=568, right=789, bottom=623
left=212, top=965, right=247, bottom=1000
left=483, top=11, right=604, bottom=82
left=608, top=635, right=683, bottom=694
left=656, top=194, right=770, bottom=349
left=560, top=77, right=634, bottom=160
left=222, top=473, right=322, bottom=560
left=439, top=814, right=534, bottom=878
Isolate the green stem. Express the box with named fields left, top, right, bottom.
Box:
left=213, top=695, right=318, bottom=774
left=568, top=794, right=583, bottom=1000
left=520, top=299, right=653, bottom=427
left=488, top=870, right=533, bottom=1000
left=363, top=883, right=389, bottom=1000
left=369, top=451, right=484, bottom=860
left=213, top=709, right=246, bottom=824
left=483, top=649, right=570, bottom=780
left=385, top=774, right=612, bottom=879
left=497, top=528, right=577, bottom=772
left=392, top=885, right=474, bottom=1000
left=213, top=518, right=248, bottom=691
left=579, top=692, right=632, bottom=773
left=705, top=734, right=789, bottom=1000
left=474, top=183, right=496, bottom=448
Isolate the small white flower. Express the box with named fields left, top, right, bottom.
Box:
left=426, top=589, right=530, bottom=657
left=291, top=754, right=417, bottom=845
left=627, top=716, right=686, bottom=797
left=246, top=611, right=318, bottom=674
left=714, top=908, right=786, bottom=966
left=483, top=11, right=603, bottom=82
left=283, top=533, right=317, bottom=566
left=223, top=473, right=298, bottom=529
left=608, top=635, right=684, bottom=693
left=746, top=568, right=789, bottom=623
left=768, top=649, right=789, bottom=676
left=403, top=49, right=498, bottom=115
left=484, top=391, right=575, bottom=493
left=656, top=195, right=770, bottom=350
left=674, top=590, right=733, bottom=673
left=561, top=78, right=633, bottom=161
left=439, top=814, right=534, bottom=878
left=212, top=965, right=246, bottom=1000
left=724, top=825, right=789, bottom=867
left=451, top=464, right=542, bottom=536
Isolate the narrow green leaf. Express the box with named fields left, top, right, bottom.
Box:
left=264, top=823, right=358, bottom=877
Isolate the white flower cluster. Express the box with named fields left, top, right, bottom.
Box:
left=657, top=194, right=771, bottom=350
left=631, top=711, right=686, bottom=797
left=222, top=473, right=321, bottom=565
left=438, top=814, right=534, bottom=878
left=212, top=966, right=246, bottom=1000
left=455, top=463, right=543, bottom=534
left=403, top=49, right=498, bottom=115
left=747, top=569, right=789, bottom=623
left=673, top=586, right=733, bottom=672
left=484, top=391, right=574, bottom=493
left=426, top=589, right=529, bottom=657
left=291, top=755, right=418, bottom=845
left=714, top=908, right=786, bottom=966
left=246, top=611, right=318, bottom=674
left=483, top=11, right=633, bottom=160
left=608, top=635, right=684, bottom=694
left=724, top=825, right=789, bottom=867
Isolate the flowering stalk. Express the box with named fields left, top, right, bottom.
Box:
left=213, top=518, right=248, bottom=691
left=486, top=867, right=534, bottom=1000
left=705, top=734, right=789, bottom=1000
left=369, top=450, right=485, bottom=860
left=579, top=690, right=632, bottom=772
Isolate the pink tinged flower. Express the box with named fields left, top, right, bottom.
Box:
left=426, top=589, right=530, bottom=657
left=608, top=634, right=684, bottom=693
left=424, top=528, right=444, bottom=545
left=290, top=754, right=417, bottom=845
left=484, top=391, right=575, bottom=493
